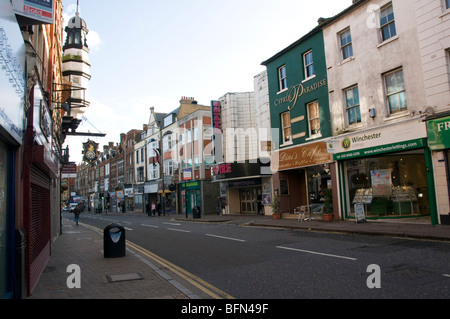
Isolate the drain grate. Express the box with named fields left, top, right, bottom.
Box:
left=106, top=273, right=144, bottom=283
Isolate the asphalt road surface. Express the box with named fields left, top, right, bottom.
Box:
left=73, top=212, right=450, bottom=299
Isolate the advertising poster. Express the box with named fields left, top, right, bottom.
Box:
left=371, top=169, right=392, bottom=196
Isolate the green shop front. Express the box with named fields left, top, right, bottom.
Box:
left=426, top=115, right=450, bottom=225
left=332, top=119, right=438, bottom=225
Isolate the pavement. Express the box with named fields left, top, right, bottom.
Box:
left=27, top=212, right=450, bottom=300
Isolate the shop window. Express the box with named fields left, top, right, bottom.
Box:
left=379, top=4, right=397, bottom=42
left=307, top=101, right=321, bottom=137
left=278, top=65, right=287, bottom=92
left=384, top=68, right=407, bottom=115
left=281, top=112, right=292, bottom=144
left=303, top=50, right=315, bottom=79
left=345, top=152, right=429, bottom=219
left=344, top=86, right=361, bottom=125
left=339, top=28, right=353, bottom=61
left=307, top=164, right=331, bottom=205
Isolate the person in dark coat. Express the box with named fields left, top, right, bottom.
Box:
left=73, top=204, right=81, bottom=226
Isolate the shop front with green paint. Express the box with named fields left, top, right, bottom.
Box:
left=426, top=115, right=450, bottom=225
left=180, top=181, right=202, bottom=216
left=331, top=119, right=438, bottom=224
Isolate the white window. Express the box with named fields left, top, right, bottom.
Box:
left=303, top=50, right=315, bottom=79
left=149, top=164, right=159, bottom=180
left=164, top=160, right=174, bottom=176
left=384, top=68, right=407, bottom=115
left=307, top=100, right=320, bottom=136
left=163, top=134, right=173, bottom=151
left=194, top=156, right=199, bottom=167
left=278, top=65, right=287, bottom=91
left=339, top=28, right=353, bottom=60
left=193, top=127, right=199, bottom=141
left=379, top=4, right=397, bottom=42
left=187, top=130, right=192, bottom=143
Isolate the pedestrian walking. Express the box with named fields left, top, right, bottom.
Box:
left=157, top=202, right=161, bottom=216
left=146, top=203, right=151, bottom=217
left=151, top=202, right=156, bottom=216
left=73, top=204, right=81, bottom=226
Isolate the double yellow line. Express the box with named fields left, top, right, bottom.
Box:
left=126, top=241, right=234, bottom=299
left=82, top=222, right=234, bottom=299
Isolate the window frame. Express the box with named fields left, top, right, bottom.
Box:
left=379, top=3, right=397, bottom=42
left=384, top=68, right=407, bottom=115
left=278, top=65, right=287, bottom=92
left=303, top=50, right=315, bottom=79
left=306, top=100, right=321, bottom=137
left=281, top=111, right=292, bottom=144
left=339, top=28, right=353, bottom=61
left=344, top=85, right=361, bottom=126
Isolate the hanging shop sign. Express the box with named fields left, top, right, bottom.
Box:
left=271, top=141, right=332, bottom=172
left=13, top=0, right=54, bottom=25
left=82, top=140, right=99, bottom=164
left=0, top=1, right=26, bottom=144
left=427, top=116, right=450, bottom=151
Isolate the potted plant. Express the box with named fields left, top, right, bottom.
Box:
left=323, top=189, right=334, bottom=222
left=271, top=193, right=281, bottom=219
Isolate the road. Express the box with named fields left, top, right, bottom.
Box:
left=71, top=211, right=450, bottom=299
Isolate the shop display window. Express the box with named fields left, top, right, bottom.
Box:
left=307, top=164, right=331, bottom=205
left=345, top=151, right=430, bottom=218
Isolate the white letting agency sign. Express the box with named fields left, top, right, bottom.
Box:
left=0, top=0, right=26, bottom=144
left=330, top=120, right=427, bottom=160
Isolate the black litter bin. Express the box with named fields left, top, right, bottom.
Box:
left=104, top=223, right=126, bottom=258
left=193, top=206, right=201, bottom=219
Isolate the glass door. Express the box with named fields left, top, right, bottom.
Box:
left=240, top=188, right=257, bottom=214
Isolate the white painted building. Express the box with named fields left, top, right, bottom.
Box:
left=415, top=0, right=450, bottom=224
left=211, top=71, right=273, bottom=215
left=323, top=0, right=440, bottom=224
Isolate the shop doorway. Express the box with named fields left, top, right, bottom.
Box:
left=240, top=188, right=258, bottom=214
left=185, top=189, right=201, bottom=215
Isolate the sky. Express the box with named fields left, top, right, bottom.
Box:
left=62, top=0, right=352, bottom=164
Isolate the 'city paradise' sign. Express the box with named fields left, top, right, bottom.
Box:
left=274, top=78, right=327, bottom=111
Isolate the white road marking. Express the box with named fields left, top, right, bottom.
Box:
left=443, top=274, right=450, bottom=278
left=277, top=246, right=357, bottom=261
left=206, top=234, right=246, bottom=242
left=168, top=228, right=191, bottom=233
left=164, top=222, right=182, bottom=226
left=141, top=224, right=159, bottom=228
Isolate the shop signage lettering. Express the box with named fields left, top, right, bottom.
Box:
left=427, top=116, right=450, bottom=151
left=334, top=138, right=426, bottom=160
left=13, top=0, right=54, bottom=24
left=334, top=120, right=427, bottom=155
left=272, top=142, right=333, bottom=171
left=211, top=163, right=232, bottom=176
left=211, top=101, right=222, bottom=133
left=274, top=78, right=327, bottom=111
